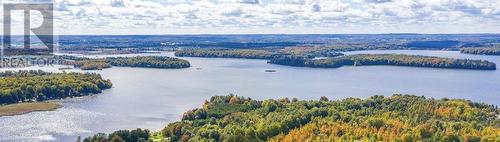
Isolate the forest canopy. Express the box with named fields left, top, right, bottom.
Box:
left=175, top=49, right=276, bottom=59
left=174, top=47, right=344, bottom=59
left=60, top=56, right=191, bottom=70
left=106, top=56, right=190, bottom=69
left=175, top=48, right=496, bottom=70
left=0, top=70, right=112, bottom=104
left=269, top=54, right=497, bottom=70
left=81, top=128, right=150, bottom=142
left=84, top=94, right=500, bottom=142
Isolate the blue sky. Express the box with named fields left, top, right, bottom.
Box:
left=2, top=0, right=499, bottom=34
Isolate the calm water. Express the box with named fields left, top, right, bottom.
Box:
left=1, top=50, right=499, bottom=141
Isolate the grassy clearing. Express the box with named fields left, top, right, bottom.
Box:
left=0, top=102, right=62, bottom=116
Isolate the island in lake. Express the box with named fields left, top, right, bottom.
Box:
left=270, top=54, right=497, bottom=70
left=176, top=48, right=497, bottom=70
left=83, top=94, right=500, bottom=142
left=0, top=70, right=112, bottom=105
left=59, top=56, right=191, bottom=70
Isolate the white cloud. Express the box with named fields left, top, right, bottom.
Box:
left=2, top=0, right=498, bottom=34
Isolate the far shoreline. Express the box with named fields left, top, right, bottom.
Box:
left=0, top=102, right=62, bottom=117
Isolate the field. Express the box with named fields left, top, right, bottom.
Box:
left=0, top=102, right=61, bottom=117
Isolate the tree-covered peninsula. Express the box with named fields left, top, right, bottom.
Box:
left=270, top=54, right=497, bottom=70
left=461, top=48, right=500, bottom=56
left=0, top=70, right=112, bottom=104
left=174, top=48, right=496, bottom=70
left=174, top=47, right=343, bottom=59
left=73, top=60, right=113, bottom=70
left=60, top=56, right=191, bottom=70
left=175, top=49, right=276, bottom=59
left=106, top=56, right=190, bottom=69
left=83, top=94, right=500, bottom=142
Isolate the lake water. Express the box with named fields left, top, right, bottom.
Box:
left=1, top=50, right=499, bottom=141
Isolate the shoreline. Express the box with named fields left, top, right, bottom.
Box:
left=0, top=102, right=62, bottom=117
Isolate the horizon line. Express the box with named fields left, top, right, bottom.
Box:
left=2, top=33, right=500, bottom=36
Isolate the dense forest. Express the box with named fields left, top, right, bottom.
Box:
left=60, top=56, right=191, bottom=70
left=51, top=34, right=499, bottom=51
left=106, top=56, right=190, bottom=69
left=175, top=49, right=276, bottom=59
left=74, top=60, right=112, bottom=70
left=84, top=94, right=500, bottom=142
left=278, top=46, right=345, bottom=58
left=175, top=47, right=347, bottom=59
left=174, top=47, right=344, bottom=59
left=269, top=54, right=497, bottom=70
left=81, top=128, right=150, bottom=142
left=461, top=48, right=500, bottom=55
left=175, top=48, right=496, bottom=70
left=0, top=70, right=112, bottom=104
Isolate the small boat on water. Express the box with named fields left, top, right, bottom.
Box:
left=265, top=69, right=277, bottom=72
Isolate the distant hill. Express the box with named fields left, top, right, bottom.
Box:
left=3, top=34, right=498, bottom=50
left=406, top=40, right=462, bottom=49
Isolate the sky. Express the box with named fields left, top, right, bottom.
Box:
left=1, top=0, right=499, bottom=35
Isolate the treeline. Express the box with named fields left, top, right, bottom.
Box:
left=106, top=56, right=190, bottom=69
left=84, top=94, right=499, bottom=141
left=60, top=56, right=191, bottom=70
left=175, top=48, right=496, bottom=70
left=175, top=49, right=276, bottom=59
left=174, top=47, right=345, bottom=59
left=279, top=46, right=344, bottom=58
left=269, top=54, right=497, bottom=70
left=0, top=70, right=112, bottom=104
left=74, top=60, right=112, bottom=70
left=80, top=128, right=150, bottom=142
left=174, top=42, right=302, bottom=49
left=461, top=47, right=500, bottom=55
